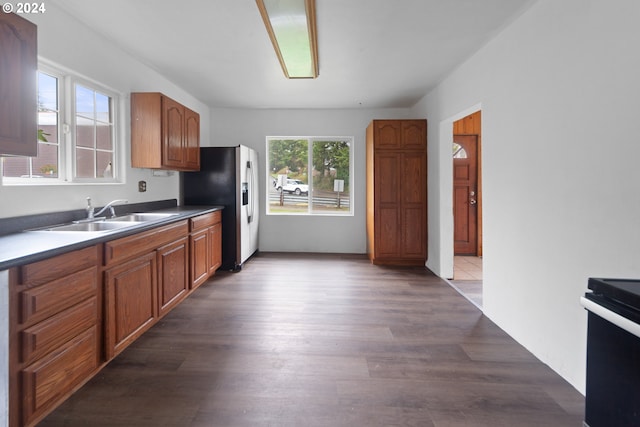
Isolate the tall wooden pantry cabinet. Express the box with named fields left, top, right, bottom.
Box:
left=366, top=120, right=427, bottom=265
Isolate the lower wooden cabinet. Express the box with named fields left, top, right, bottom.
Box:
left=209, top=221, right=222, bottom=274
left=11, top=246, right=100, bottom=427
left=190, top=227, right=210, bottom=288
left=157, top=237, right=189, bottom=317
left=104, top=252, right=157, bottom=359
left=9, top=210, right=222, bottom=426
left=190, top=211, right=222, bottom=289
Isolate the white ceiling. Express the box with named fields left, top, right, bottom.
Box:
left=53, top=0, right=535, bottom=109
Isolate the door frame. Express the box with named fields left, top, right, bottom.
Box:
left=427, top=104, right=482, bottom=280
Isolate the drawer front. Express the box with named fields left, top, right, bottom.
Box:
left=21, top=297, right=98, bottom=365
left=190, top=211, right=221, bottom=231
left=22, top=326, right=99, bottom=426
left=104, top=220, right=188, bottom=266
left=20, top=267, right=98, bottom=326
left=19, top=246, right=97, bottom=287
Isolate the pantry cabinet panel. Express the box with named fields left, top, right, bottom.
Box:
left=401, top=151, right=427, bottom=205
left=401, top=120, right=427, bottom=150
left=375, top=153, right=400, bottom=205
left=366, top=119, right=427, bottom=265
left=377, top=207, right=399, bottom=257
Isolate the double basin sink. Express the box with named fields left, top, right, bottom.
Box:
left=32, top=213, right=179, bottom=233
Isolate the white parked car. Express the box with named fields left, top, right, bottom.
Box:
left=277, top=179, right=308, bottom=195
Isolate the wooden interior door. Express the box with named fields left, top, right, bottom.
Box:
left=453, top=135, right=478, bottom=255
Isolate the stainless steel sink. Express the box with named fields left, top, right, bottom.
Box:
left=108, top=212, right=178, bottom=222
left=28, top=212, right=179, bottom=233
left=36, top=221, right=137, bottom=232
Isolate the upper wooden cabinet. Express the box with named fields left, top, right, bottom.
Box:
left=0, top=13, right=37, bottom=157
left=372, top=120, right=426, bottom=151
left=130, top=92, right=200, bottom=171
left=366, top=119, right=428, bottom=266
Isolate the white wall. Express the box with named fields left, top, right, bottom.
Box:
left=413, top=0, right=640, bottom=393
left=0, top=4, right=210, bottom=218
left=206, top=107, right=414, bottom=253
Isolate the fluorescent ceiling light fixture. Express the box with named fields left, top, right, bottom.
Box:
left=256, top=0, right=318, bottom=79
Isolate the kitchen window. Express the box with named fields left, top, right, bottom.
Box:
left=1, top=63, right=119, bottom=184
left=266, top=137, right=353, bottom=215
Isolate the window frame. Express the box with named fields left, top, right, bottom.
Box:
left=1, top=60, right=122, bottom=186
left=265, top=136, right=354, bottom=217
left=70, top=76, right=118, bottom=183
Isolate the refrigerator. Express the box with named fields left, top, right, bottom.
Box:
left=182, top=145, right=259, bottom=271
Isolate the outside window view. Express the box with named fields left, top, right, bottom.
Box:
left=75, top=84, right=114, bottom=179
left=267, top=137, right=352, bottom=215
left=1, top=72, right=116, bottom=182
left=2, top=72, right=60, bottom=179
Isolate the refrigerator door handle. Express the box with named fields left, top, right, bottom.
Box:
left=247, top=160, right=254, bottom=223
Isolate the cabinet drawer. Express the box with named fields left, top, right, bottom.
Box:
left=21, top=297, right=98, bottom=365
left=20, top=267, right=98, bottom=326
left=22, top=326, right=99, bottom=426
left=190, top=211, right=221, bottom=231
left=104, top=220, right=188, bottom=266
left=19, top=246, right=97, bottom=287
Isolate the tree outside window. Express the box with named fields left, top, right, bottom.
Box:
left=267, top=137, right=353, bottom=215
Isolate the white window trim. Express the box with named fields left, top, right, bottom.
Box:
left=1, top=58, right=124, bottom=186
left=265, top=136, right=354, bottom=217
left=69, top=75, right=119, bottom=183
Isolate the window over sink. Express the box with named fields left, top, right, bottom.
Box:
left=1, top=60, right=120, bottom=184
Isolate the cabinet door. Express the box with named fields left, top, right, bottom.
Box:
left=184, top=107, right=200, bottom=170
left=373, top=120, right=401, bottom=150
left=374, top=153, right=401, bottom=257
left=0, top=13, right=37, bottom=156
left=209, top=222, right=222, bottom=275
left=162, top=96, right=185, bottom=169
left=104, top=252, right=157, bottom=359
left=190, top=228, right=209, bottom=289
left=400, top=120, right=427, bottom=150
left=400, top=151, right=427, bottom=259
left=157, top=237, right=189, bottom=317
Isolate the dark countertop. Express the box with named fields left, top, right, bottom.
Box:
left=0, top=203, right=223, bottom=270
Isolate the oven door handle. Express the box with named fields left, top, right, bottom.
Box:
left=581, top=296, right=640, bottom=339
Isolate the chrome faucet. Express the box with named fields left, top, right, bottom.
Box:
left=86, top=197, right=128, bottom=219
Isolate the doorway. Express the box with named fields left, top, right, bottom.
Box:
left=453, top=134, right=478, bottom=255
left=451, top=111, right=483, bottom=307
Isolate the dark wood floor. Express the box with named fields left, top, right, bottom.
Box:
left=40, top=253, right=584, bottom=426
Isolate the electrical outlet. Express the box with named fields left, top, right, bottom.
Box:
left=138, top=180, right=147, bottom=192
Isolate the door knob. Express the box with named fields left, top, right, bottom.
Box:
left=470, top=198, right=477, bottom=205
